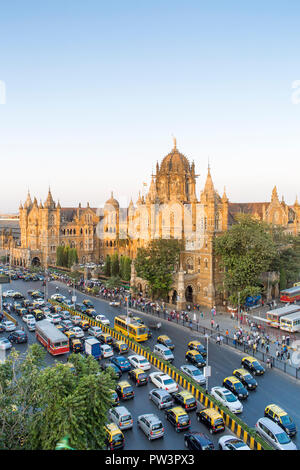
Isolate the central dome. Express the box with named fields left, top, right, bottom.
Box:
left=159, top=142, right=191, bottom=174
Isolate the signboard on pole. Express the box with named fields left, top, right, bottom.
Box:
left=72, top=296, right=77, bottom=303
left=203, top=366, right=211, bottom=378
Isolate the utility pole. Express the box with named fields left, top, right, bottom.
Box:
left=237, top=291, right=241, bottom=328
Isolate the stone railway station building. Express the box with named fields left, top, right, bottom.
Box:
left=1, top=140, right=299, bottom=308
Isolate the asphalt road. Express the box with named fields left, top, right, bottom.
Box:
left=2, top=277, right=300, bottom=450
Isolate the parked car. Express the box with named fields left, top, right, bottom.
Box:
left=2, top=320, right=16, bottom=332
left=210, top=386, right=243, bottom=414
left=180, top=365, right=206, bottom=385
left=0, top=338, right=12, bottom=350
left=184, top=432, right=214, bottom=450
left=255, top=417, right=297, bottom=450
left=218, top=435, right=251, bottom=450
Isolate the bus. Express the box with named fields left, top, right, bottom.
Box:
left=293, top=282, right=300, bottom=287
left=114, top=315, right=148, bottom=342
left=280, top=312, right=300, bottom=333
left=280, top=286, right=300, bottom=303
left=35, top=319, right=69, bottom=355
left=266, top=305, right=300, bottom=328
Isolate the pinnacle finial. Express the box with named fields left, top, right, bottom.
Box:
left=172, top=135, right=177, bottom=150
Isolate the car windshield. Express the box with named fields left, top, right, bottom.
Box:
left=112, top=433, right=123, bottom=442
left=139, top=359, right=148, bottom=364
left=121, top=415, right=131, bottom=422
left=137, top=327, right=147, bottom=335
left=163, top=379, right=174, bottom=385
left=276, top=432, right=291, bottom=444
left=123, top=387, right=133, bottom=394
left=234, top=382, right=244, bottom=390
left=191, top=369, right=201, bottom=376
left=178, top=415, right=188, bottom=423
left=252, top=361, right=262, bottom=368
left=138, top=373, right=147, bottom=380
left=231, top=440, right=245, bottom=448
left=162, top=396, right=171, bottom=403
left=165, top=350, right=172, bottom=356
left=186, top=398, right=195, bottom=405
left=194, top=354, right=203, bottom=361
left=224, top=393, right=237, bottom=402
left=152, top=423, right=163, bottom=430
left=280, top=415, right=292, bottom=425
left=215, top=418, right=224, bottom=425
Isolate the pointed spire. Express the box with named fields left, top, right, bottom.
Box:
left=203, top=164, right=214, bottom=194
left=39, top=199, right=43, bottom=209
left=57, top=200, right=61, bottom=209
left=19, top=201, right=23, bottom=210
left=222, top=186, right=228, bottom=203
left=172, top=135, right=177, bottom=150
left=44, top=187, right=55, bottom=208
left=24, top=190, right=32, bottom=209
left=271, top=186, right=279, bottom=202
left=294, top=195, right=299, bottom=207
left=33, top=197, right=38, bottom=207
left=137, top=191, right=142, bottom=205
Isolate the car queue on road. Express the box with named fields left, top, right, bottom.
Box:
left=0, top=264, right=298, bottom=451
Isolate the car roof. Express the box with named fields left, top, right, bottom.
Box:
left=258, top=417, right=285, bottom=432
left=224, top=376, right=240, bottom=383
left=202, top=408, right=223, bottom=418
left=187, top=350, right=200, bottom=355
left=265, top=404, right=287, bottom=416
left=171, top=406, right=187, bottom=415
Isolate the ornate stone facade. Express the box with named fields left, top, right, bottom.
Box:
left=5, top=140, right=300, bottom=308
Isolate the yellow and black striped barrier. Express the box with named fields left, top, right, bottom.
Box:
left=50, top=300, right=267, bottom=450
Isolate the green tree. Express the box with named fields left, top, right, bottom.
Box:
left=106, top=275, right=122, bottom=289
left=104, top=255, right=111, bottom=277
left=214, top=214, right=277, bottom=305
left=56, top=246, right=64, bottom=266
left=269, top=229, right=300, bottom=286
left=123, top=257, right=132, bottom=282
left=0, top=346, right=116, bottom=450
left=111, top=253, right=119, bottom=277
left=135, top=238, right=183, bottom=299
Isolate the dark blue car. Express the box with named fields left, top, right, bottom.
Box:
left=110, top=356, right=131, bottom=372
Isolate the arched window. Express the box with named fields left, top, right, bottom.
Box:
left=204, top=258, right=208, bottom=269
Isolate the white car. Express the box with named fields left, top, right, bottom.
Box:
left=2, top=290, right=15, bottom=298
left=34, top=299, right=45, bottom=306
left=100, top=344, right=114, bottom=358
left=95, top=314, right=110, bottom=326
left=27, top=319, right=36, bottom=331
left=72, top=316, right=83, bottom=325
left=109, top=301, right=120, bottom=307
left=22, top=314, right=36, bottom=325
left=70, top=326, right=84, bottom=338
left=149, top=372, right=178, bottom=393
left=0, top=338, right=12, bottom=350
left=88, top=326, right=102, bottom=338
left=218, top=436, right=251, bottom=450
left=45, top=313, right=61, bottom=324
left=210, top=386, right=243, bottom=414
left=180, top=365, right=206, bottom=385
left=128, top=354, right=151, bottom=371
left=2, top=320, right=16, bottom=332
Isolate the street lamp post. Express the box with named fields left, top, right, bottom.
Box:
left=237, top=291, right=240, bottom=328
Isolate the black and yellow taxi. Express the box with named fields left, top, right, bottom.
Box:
left=99, top=333, right=113, bottom=345
left=223, top=376, right=248, bottom=400
left=233, top=368, right=258, bottom=391
left=56, top=323, right=67, bottom=334
left=264, top=404, right=297, bottom=437
left=65, top=329, right=76, bottom=341
left=110, top=389, right=120, bottom=406
left=85, top=308, right=97, bottom=318
left=116, top=380, right=135, bottom=400
left=16, top=307, right=28, bottom=317
left=32, top=309, right=45, bottom=321
left=187, top=340, right=207, bottom=357
left=172, top=391, right=197, bottom=411
left=113, top=340, right=129, bottom=354
left=157, top=335, right=175, bottom=350
left=78, top=319, right=90, bottom=331
left=165, top=406, right=191, bottom=432
left=196, top=408, right=225, bottom=434
left=104, top=423, right=125, bottom=450
left=69, top=337, right=83, bottom=353
left=128, top=368, right=148, bottom=386
left=241, top=356, right=265, bottom=376
left=185, top=350, right=206, bottom=368
left=82, top=299, right=94, bottom=308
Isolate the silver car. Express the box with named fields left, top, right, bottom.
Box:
left=88, top=325, right=103, bottom=338
left=138, top=413, right=164, bottom=440
left=0, top=338, right=12, bottom=350
left=149, top=388, right=173, bottom=409
left=255, top=417, right=297, bottom=450
left=180, top=365, right=206, bottom=385
left=108, top=406, right=133, bottom=430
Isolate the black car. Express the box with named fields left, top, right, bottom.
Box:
left=233, top=369, right=257, bottom=391
left=75, top=303, right=87, bottom=314
left=185, top=350, right=206, bottom=368
left=8, top=330, right=28, bottom=344
left=101, top=362, right=122, bottom=379
left=184, top=432, right=214, bottom=450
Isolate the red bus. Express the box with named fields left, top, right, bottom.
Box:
left=35, top=319, right=69, bottom=356
left=280, top=286, right=300, bottom=303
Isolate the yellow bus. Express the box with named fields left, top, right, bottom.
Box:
left=114, top=315, right=148, bottom=342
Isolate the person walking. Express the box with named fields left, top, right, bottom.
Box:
left=216, top=335, right=221, bottom=345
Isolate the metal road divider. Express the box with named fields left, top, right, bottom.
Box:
left=49, top=300, right=269, bottom=450
left=3, top=310, right=18, bottom=325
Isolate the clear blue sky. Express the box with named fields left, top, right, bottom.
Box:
left=0, top=0, right=299, bottom=212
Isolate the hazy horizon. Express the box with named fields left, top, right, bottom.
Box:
left=0, top=0, right=300, bottom=212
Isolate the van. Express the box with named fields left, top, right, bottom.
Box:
left=153, top=344, right=174, bottom=362
left=264, top=404, right=297, bottom=437
left=256, top=417, right=297, bottom=450
left=108, top=406, right=133, bottom=430
left=196, top=408, right=225, bottom=434
left=104, top=423, right=125, bottom=450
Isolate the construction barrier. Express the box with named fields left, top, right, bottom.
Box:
left=50, top=300, right=269, bottom=450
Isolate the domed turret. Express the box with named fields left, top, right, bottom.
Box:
left=105, top=191, right=119, bottom=209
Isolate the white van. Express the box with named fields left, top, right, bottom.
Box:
left=153, top=344, right=174, bottom=362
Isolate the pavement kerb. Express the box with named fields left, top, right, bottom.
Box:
left=49, top=299, right=271, bottom=451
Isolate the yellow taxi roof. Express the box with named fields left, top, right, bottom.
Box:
left=224, top=376, right=240, bottom=384
left=233, top=368, right=249, bottom=376
left=265, top=404, right=287, bottom=416
left=118, top=380, right=131, bottom=387
left=171, top=406, right=187, bottom=416
left=132, top=368, right=144, bottom=374
left=189, top=340, right=201, bottom=345
left=202, top=408, right=223, bottom=419
left=242, top=356, right=256, bottom=363
left=178, top=390, right=194, bottom=399
left=158, top=335, right=170, bottom=341
left=105, top=422, right=122, bottom=434
left=187, top=349, right=200, bottom=356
